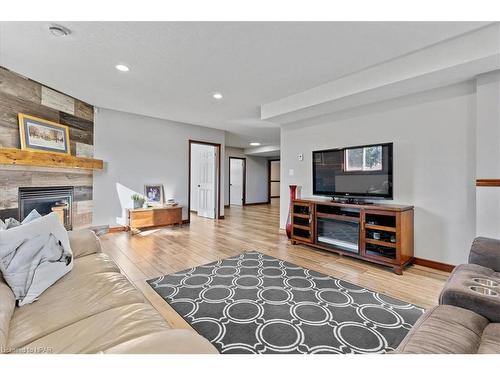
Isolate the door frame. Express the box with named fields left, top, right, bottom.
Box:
left=268, top=159, right=280, bottom=203
left=188, top=140, right=222, bottom=223
left=228, top=156, right=246, bottom=206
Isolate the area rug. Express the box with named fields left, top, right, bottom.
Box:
left=147, top=251, right=424, bottom=354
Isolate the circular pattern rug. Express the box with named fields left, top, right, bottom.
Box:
left=147, top=251, right=424, bottom=354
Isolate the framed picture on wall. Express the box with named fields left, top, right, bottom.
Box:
left=144, top=184, right=164, bottom=206
left=18, top=113, right=71, bottom=154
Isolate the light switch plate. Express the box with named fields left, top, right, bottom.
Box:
left=298, top=153, right=304, bottom=161
left=289, top=169, right=294, bottom=176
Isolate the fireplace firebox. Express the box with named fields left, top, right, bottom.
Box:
left=18, top=186, right=74, bottom=230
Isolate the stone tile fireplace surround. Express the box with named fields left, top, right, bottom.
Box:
left=0, top=166, right=93, bottom=229
left=0, top=67, right=95, bottom=229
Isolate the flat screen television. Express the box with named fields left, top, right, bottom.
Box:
left=312, top=142, right=393, bottom=199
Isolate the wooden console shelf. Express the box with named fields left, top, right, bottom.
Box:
left=128, top=206, right=183, bottom=231
left=0, top=148, right=104, bottom=170
left=290, top=198, right=414, bottom=274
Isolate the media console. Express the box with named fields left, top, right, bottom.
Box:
left=290, top=198, right=414, bottom=274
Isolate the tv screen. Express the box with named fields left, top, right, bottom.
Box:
left=313, top=143, right=393, bottom=199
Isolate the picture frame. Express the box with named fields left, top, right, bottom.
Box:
left=18, top=113, right=71, bottom=154
left=144, top=184, right=164, bottom=206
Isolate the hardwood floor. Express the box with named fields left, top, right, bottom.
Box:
left=100, top=198, right=449, bottom=328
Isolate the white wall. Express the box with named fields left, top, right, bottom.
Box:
left=224, top=147, right=269, bottom=205
left=476, top=71, right=500, bottom=238
left=280, top=82, right=476, bottom=265
left=93, top=108, right=225, bottom=225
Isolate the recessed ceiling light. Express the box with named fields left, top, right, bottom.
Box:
left=115, top=64, right=130, bottom=72
left=212, top=92, right=223, bottom=100
left=49, top=24, right=70, bottom=37
left=249, top=142, right=261, bottom=146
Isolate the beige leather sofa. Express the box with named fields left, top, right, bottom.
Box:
left=0, top=230, right=218, bottom=354
left=395, top=237, right=500, bottom=354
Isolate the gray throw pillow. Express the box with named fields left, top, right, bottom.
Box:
left=3, top=218, right=20, bottom=230
left=0, top=212, right=73, bottom=306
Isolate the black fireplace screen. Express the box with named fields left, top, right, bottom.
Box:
left=18, top=186, right=74, bottom=230
left=316, top=217, right=360, bottom=254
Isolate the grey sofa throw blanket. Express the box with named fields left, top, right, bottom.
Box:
left=0, top=213, right=73, bottom=306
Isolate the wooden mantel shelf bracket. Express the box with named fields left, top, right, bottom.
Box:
left=0, top=147, right=104, bottom=170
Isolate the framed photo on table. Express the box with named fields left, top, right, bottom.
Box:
left=18, top=113, right=71, bottom=154
left=144, top=184, right=164, bottom=206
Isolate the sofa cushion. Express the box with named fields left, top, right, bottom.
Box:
left=0, top=276, right=15, bottom=350
left=68, top=230, right=102, bottom=259
left=15, top=303, right=171, bottom=354
left=103, top=330, right=219, bottom=354
left=478, top=323, right=500, bottom=354
left=469, top=237, right=500, bottom=272
left=72, top=252, right=120, bottom=275
left=0, top=252, right=115, bottom=352
left=439, top=264, right=500, bottom=323
left=395, top=305, right=489, bottom=354
left=7, top=270, right=144, bottom=350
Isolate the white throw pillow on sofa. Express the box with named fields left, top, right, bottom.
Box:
left=0, top=212, right=73, bottom=306
left=22, top=209, right=42, bottom=225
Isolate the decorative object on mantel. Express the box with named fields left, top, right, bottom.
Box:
left=18, top=113, right=71, bottom=155
left=131, top=194, right=146, bottom=209
left=285, top=184, right=298, bottom=239
left=144, top=184, right=164, bottom=207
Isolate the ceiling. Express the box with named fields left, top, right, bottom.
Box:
left=0, top=21, right=489, bottom=148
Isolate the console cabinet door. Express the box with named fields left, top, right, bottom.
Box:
left=291, top=202, right=314, bottom=243
left=361, top=210, right=399, bottom=264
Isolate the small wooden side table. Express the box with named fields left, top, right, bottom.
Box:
left=127, top=205, right=183, bottom=232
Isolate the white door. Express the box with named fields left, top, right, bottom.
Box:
left=270, top=160, right=280, bottom=198
left=230, top=158, right=244, bottom=206
left=196, top=146, right=217, bottom=218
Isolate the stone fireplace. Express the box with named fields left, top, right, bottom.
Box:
left=0, top=67, right=97, bottom=229
left=0, top=165, right=93, bottom=230
left=19, top=186, right=74, bottom=230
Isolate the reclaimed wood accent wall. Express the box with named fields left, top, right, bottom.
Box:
left=0, top=66, right=95, bottom=228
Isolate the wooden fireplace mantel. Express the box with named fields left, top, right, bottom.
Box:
left=0, top=148, right=104, bottom=170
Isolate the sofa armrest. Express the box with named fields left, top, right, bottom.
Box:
left=102, top=330, right=219, bottom=354
left=469, top=237, right=500, bottom=271
left=68, top=229, right=102, bottom=259
left=394, top=305, right=489, bottom=354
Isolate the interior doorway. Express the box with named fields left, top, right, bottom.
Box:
left=189, top=140, right=221, bottom=221
left=268, top=159, right=280, bottom=202
left=229, top=157, right=246, bottom=206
